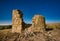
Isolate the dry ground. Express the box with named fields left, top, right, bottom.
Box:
left=0, top=23, right=60, bottom=41
left=0, top=28, right=60, bottom=41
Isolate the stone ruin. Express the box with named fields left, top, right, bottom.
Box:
left=28, top=15, right=45, bottom=33
left=32, top=15, right=45, bottom=32
left=12, top=10, right=24, bottom=33
left=12, top=9, right=46, bottom=33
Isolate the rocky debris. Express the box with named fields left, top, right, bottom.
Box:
left=1, top=32, right=45, bottom=41
left=0, top=29, right=60, bottom=41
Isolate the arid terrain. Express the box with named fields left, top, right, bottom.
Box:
left=0, top=23, right=60, bottom=41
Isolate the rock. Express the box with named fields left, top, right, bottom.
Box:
left=32, top=14, right=46, bottom=32
left=12, top=9, right=24, bottom=33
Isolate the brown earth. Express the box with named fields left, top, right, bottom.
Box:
left=0, top=23, right=60, bottom=41
left=0, top=27, right=60, bottom=41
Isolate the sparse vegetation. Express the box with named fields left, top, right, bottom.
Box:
left=0, top=25, right=12, bottom=30
left=46, top=23, right=60, bottom=31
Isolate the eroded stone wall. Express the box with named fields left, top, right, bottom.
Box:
left=12, top=10, right=23, bottom=33
left=27, top=14, right=46, bottom=33
left=12, top=9, right=46, bottom=33
left=32, top=15, right=45, bottom=32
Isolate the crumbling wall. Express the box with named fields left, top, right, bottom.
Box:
left=27, top=14, right=46, bottom=33
left=12, top=9, right=46, bottom=33
left=32, top=15, right=45, bottom=32
left=12, top=9, right=23, bottom=33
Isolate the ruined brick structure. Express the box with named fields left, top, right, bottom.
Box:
left=12, top=9, right=46, bottom=33
left=32, top=15, right=45, bottom=32
left=12, top=10, right=23, bottom=33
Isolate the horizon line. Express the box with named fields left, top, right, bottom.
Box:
left=0, top=21, right=60, bottom=26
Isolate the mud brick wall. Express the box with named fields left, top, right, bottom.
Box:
left=12, top=10, right=23, bottom=33
left=32, top=15, right=45, bottom=32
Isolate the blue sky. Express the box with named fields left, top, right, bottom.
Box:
left=0, top=0, right=60, bottom=25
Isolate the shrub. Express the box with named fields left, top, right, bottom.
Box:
left=0, top=27, right=4, bottom=30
